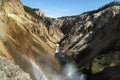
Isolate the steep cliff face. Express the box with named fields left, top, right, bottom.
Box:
left=60, top=4, right=120, bottom=65
left=0, top=0, right=63, bottom=80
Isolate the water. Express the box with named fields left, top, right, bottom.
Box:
left=55, top=43, right=60, bottom=53
left=55, top=43, right=86, bottom=80
left=63, top=62, right=86, bottom=80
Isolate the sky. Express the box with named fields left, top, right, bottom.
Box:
left=20, top=0, right=118, bottom=18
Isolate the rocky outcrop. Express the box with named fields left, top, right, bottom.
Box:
left=0, top=55, right=32, bottom=80
left=33, top=8, right=45, bottom=17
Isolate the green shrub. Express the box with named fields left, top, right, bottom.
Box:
left=91, top=63, right=103, bottom=74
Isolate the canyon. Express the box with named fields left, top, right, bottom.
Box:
left=0, top=0, right=120, bottom=80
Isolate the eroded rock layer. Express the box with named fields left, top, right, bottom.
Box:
left=0, top=0, right=63, bottom=80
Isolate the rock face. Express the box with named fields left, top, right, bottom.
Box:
left=0, top=55, right=32, bottom=80
left=59, top=4, right=120, bottom=65
left=0, top=0, right=63, bottom=80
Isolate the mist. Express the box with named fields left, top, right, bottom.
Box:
left=62, top=62, right=86, bottom=80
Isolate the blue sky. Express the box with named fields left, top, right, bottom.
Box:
left=20, top=0, right=117, bottom=18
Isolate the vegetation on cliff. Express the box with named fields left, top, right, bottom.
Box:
left=24, top=6, right=43, bottom=20
left=24, top=6, right=52, bottom=29
left=84, top=1, right=120, bottom=15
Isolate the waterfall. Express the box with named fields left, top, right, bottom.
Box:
left=55, top=43, right=60, bottom=53
left=55, top=42, right=86, bottom=80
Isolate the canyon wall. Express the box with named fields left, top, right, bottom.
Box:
left=0, top=0, right=64, bottom=80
